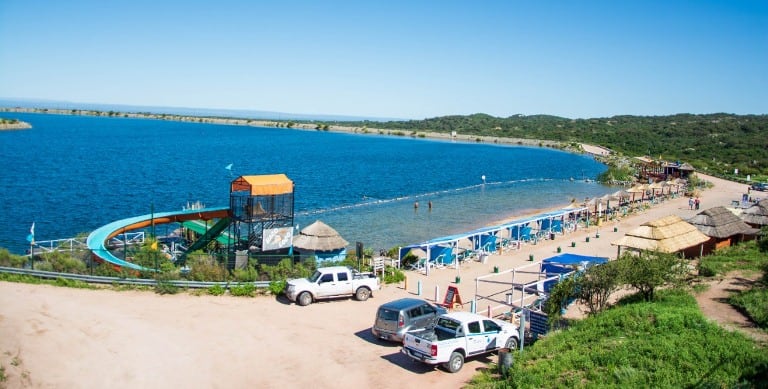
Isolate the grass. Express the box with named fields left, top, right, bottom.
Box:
left=730, top=288, right=768, bottom=328
left=698, top=240, right=768, bottom=277
left=469, top=289, right=768, bottom=388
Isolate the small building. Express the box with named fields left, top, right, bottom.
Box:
left=739, top=199, right=768, bottom=228
left=292, top=220, right=349, bottom=263
left=611, top=215, right=710, bottom=258
left=687, top=206, right=758, bottom=254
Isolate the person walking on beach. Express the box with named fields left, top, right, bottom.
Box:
left=688, top=197, right=694, bottom=210
left=694, top=197, right=700, bottom=210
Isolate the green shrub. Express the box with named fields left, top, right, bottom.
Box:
left=186, top=253, right=227, bottom=281
left=268, top=280, right=286, bottom=295
left=154, top=272, right=179, bottom=295
left=154, top=280, right=179, bottom=295
left=230, top=282, right=255, bottom=297
left=233, top=264, right=259, bottom=282
left=37, top=252, right=87, bottom=273
left=207, top=284, right=226, bottom=296
left=382, top=267, right=405, bottom=284
left=0, top=248, right=27, bottom=268
left=54, top=277, right=93, bottom=289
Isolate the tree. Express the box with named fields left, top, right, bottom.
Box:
left=576, top=260, right=623, bottom=315
left=617, top=251, right=688, bottom=301
left=543, top=273, right=578, bottom=328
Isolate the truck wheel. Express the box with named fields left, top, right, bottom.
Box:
left=297, top=292, right=312, bottom=306
left=444, top=351, right=464, bottom=373
left=355, top=287, right=371, bottom=301
left=505, top=336, right=519, bottom=351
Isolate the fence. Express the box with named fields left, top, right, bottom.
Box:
left=0, top=266, right=270, bottom=289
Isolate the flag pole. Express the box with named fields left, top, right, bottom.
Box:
left=28, top=222, right=35, bottom=269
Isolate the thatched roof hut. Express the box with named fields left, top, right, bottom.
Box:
left=688, top=206, right=757, bottom=239
left=611, top=215, right=709, bottom=256
left=740, top=199, right=768, bottom=227
left=293, top=220, right=349, bottom=251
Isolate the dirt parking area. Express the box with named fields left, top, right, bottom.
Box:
left=0, top=282, right=493, bottom=388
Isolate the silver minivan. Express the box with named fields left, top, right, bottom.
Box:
left=371, top=298, right=447, bottom=342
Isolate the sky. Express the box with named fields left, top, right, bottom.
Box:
left=1, top=0, right=766, bottom=120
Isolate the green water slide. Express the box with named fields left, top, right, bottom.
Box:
left=183, top=217, right=233, bottom=252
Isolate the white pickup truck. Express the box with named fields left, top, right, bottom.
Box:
left=285, top=266, right=380, bottom=306
left=402, top=311, right=519, bottom=373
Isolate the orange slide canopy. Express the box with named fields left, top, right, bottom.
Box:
left=231, top=174, right=294, bottom=195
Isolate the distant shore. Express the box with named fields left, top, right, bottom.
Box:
left=0, top=106, right=581, bottom=152
left=0, top=117, right=31, bottom=130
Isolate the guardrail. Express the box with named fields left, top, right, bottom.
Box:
left=0, top=266, right=271, bottom=289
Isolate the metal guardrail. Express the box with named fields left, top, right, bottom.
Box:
left=0, top=266, right=271, bottom=289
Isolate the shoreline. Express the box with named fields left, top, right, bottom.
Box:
left=0, top=106, right=579, bottom=152
left=0, top=172, right=758, bottom=388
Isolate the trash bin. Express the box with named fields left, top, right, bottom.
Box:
left=455, top=275, right=461, bottom=284
left=528, top=254, right=534, bottom=261
left=557, top=246, right=562, bottom=253
left=549, top=233, right=555, bottom=240
left=571, top=241, right=576, bottom=247
left=498, top=348, right=513, bottom=377
left=480, top=253, right=488, bottom=264
left=586, top=237, right=590, bottom=243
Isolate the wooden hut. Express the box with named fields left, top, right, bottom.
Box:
left=611, top=215, right=710, bottom=258
left=739, top=199, right=768, bottom=228
left=292, top=220, right=349, bottom=263
left=687, top=206, right=758, bottom=254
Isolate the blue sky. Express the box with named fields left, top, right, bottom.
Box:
left=1, top=1, right=766, bottom=119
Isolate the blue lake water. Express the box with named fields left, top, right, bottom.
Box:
left=0, top=113, right=614, bottom=254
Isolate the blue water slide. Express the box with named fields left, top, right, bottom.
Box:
left=86, top=207, right=230, bottom=271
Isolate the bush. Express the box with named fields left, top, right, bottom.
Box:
left=0, top=248, right=27, bottom=268
left=186, top=253, right=227, bottom=281
left=268, top=280, right=286, bottom=295
left=232, top=264, right=259, bottom=282
left=207, top=284, right=226, bottom=296
left=38, top=252, right=87, bottom=273
left=382, top=267, right=405, bottom=284
left=230, top=282, right=255, bottom=297
left=153, top=271, right=179, bottom=294
left=154, top=280, right=179, bottom=295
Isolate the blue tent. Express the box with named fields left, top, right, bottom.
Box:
left=541, top=253, right=608, bottom=291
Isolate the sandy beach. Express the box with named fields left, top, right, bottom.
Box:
left=0, top=173, right=761, bottom=389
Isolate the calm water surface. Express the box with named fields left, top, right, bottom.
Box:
left=0, top=113, right=614, bottom=254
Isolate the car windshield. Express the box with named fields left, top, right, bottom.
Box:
left=308, top=271, right=322, bottom=283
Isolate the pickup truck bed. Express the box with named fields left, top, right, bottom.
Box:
left=402, top=312, right=519, bottom=373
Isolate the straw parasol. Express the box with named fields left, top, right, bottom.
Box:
left=611, top=215, right=709, bottom=253
left=626, top=185, right=646, bottom=202
left=740, top=199, right=768, bottom=227
left=687, top=206, right=758, bottom=238
left=292, top=220, right=349, bottom=251
left=648, top=181, right=664, bottom=196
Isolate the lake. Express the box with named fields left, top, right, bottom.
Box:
left=0, top=112, right=613, bottom=254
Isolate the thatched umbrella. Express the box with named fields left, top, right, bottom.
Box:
left=687, top=206, right=758, bottom=239
left=626, top=185, right=646, bottom=203
left=292, top=220, right=349, bottom=251
left=648, top=181, right=664, bottom=197
left=611, top=215, right=709, bottom=256
left=740, top=199, right=768, bottom=227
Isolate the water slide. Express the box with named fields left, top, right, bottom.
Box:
left=86, top=207, right=230, bottom=271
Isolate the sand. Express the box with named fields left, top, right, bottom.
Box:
left=0, top=174, right=761, bottom=389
